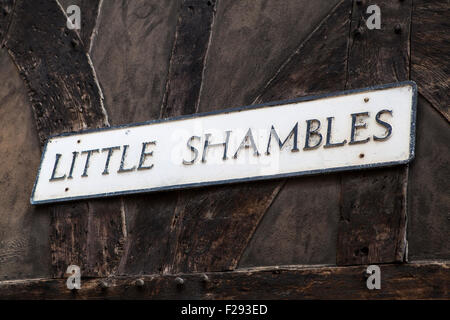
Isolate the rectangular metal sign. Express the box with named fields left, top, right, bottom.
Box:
left=31, top=82, right=417, bottom=204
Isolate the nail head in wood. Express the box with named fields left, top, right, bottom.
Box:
left=135, top=279, right=145, bottom=288
left=99, top=280, right=109, bottom=290
left=201, top=274, right=209, bottom=283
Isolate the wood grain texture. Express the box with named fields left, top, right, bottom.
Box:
left=407, top=96, right=450, bottom=261
left=112, top=0, right=282, bottom=275
left=411, top=0, right=450, bottom=122
left=58, top=0, right=103, bottom=52
left=91, top=0, right=180, bottom=126
left=116, top=192, right=179, bottom=275
left=345, top=0, right=411, bottom=88
left=336, top=0, right=412, bottom=265
left=198, top=0, right=341, bottom=111
left=0, top=48, right=51, bottom=281
left=4, top=0, right=108, bottom=146
left=255, top=0, right=351, bottom=103
left=110, top=0, right=220, bottom=275
left=3, top=0, right=125, bottom=278
left=160, top=0, right=218, bottom=117
left=239, top=177, right=340, bottom=267
left=239, top=0, right=352, bottom=268
left=164, top=182, right=282, bottom=273
left=0, top=262, right=448, bottom=299
left=0, top=0, right=14, bottom=45
left=90, top=1, right=181, bottom=276
left=50, top=199, right=126, bottom=278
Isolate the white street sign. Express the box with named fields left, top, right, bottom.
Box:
left=31, top=82, right=417, bottom=204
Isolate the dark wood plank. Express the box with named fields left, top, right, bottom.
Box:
left=160, top=0, right=218, bottom=117
left=239, top=0, right=352, bottom=268
left=407, top=96, right=450, bottom=261
left=58, top=0, right=102, bottom=52
left=115, top=192, right=179, bottom=275
left=346, top=0, right=411, bottom=88
left=411, top=0, right=450, bottom=122
left=164, top=182, right=282, bottom=273
left=336, top=0, right=412, bottom=265
left=50, top=199, right=126, bottom=278
left=0, top=262, right=448, bottom=299
left=90, top=0, right=180, bottom=125
left=0, top=48, right=51, bottom=281
left=197, top=0, right=341, bottom=111
left=4, top=0, right=125, bottom=278
left=5, top=0, right=107, bottom=146
left=0, top=0, right=14, bottom=45
left=239, top=177, right=340, bottom=267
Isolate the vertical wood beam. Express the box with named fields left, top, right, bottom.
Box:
left=337, top=0, right=412, bottom=265
left=160, top=0, right=217, bottom=118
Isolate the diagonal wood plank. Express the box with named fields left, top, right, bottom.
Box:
left=58, top=0, right=103, bottom=52
left=411, top=0, right=450, bottom=122
left=4, top=0, right=125, bottom=277
left=197, top=0, right=341, bottom=110
left=5, top=0, right=108, bottom=145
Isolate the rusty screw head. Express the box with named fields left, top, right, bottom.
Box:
left=364, top=97, right=369, bottom=103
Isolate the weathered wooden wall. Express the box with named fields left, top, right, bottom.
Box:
left=0, top=0, right=448, bottom=298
